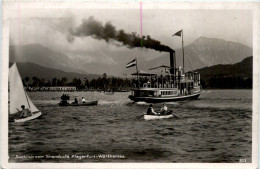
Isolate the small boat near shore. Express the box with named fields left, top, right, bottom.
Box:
left=58, top=94, right=98, bottom=106
left=59, top=100, right=98, bottom=106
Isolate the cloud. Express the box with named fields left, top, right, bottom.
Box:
left=10, top=17, right=124, bottom=53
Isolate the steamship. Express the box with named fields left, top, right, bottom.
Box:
left=127, top=30, right=202, bottom=103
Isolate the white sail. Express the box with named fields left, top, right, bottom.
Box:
left=9, top=63, right=39, bottom=115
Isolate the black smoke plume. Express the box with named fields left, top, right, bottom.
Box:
left=68, top=16, right=173, bottom=52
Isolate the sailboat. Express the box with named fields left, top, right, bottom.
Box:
left=9, top=63, right=42, bottom=123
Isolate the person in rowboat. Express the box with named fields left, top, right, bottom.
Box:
left=147, top=104, right=157, bottom=115
left=74, top=98, right=78, bottom=104
left=20, top=105, right=33, bottom=118
left=81, top=97, right=86, bottom=103
left=160, top=104, right=168, bottom=115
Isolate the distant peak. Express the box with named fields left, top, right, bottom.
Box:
left=196, top=36, right=225, bottom=42
left=193, top=36, right=252, bottom=49
left=197, top=36, right=209, bottom=40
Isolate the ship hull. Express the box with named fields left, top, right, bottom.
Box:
left=129, top=92, right=200, bottom=103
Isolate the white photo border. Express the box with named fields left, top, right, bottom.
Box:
left=1, top=1, right=259, bottom=169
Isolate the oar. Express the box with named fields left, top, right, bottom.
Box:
left=170, top=111, right=179, bottom=119
left=172, top=114, right=179, bottom=118
left=163, top=110, right=179, bottom=119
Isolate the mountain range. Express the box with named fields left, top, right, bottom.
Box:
left=10, top=62, right=100, bottom=83
left=196, top=56, right=252, bottom=88
left=132, top=37, right=252, bottom=75
left=12, top=55, right=253, bottom=87
left=9, top=44, right=160, bottom=75
left=9, top=37, right=252, bottom=76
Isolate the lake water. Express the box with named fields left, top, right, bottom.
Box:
left=8, top=90, right=252, bottom=163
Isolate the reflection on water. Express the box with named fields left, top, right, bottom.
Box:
left=9, top=90, right=252, bottom=162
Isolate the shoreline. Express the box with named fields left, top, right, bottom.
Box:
left=25, top=89, right=252, bottom=92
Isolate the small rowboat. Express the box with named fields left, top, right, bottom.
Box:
left=14, top=111, right=42, bottom=123
left=144, top=110, right=174, bottom=120
left=144, top=114, right=173, bottom=120
left=59, top=100, right=98, bottom=106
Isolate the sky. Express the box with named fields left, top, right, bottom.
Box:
left=8, top=3, right=253, bottom=74
left=10, top=8, right=253, bottom=48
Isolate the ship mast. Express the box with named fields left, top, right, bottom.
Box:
left=136, top=57, right=140, bottom=89
left=173, top=29, right=185, bottom=74
left=182, top=30, right=185, bottom=73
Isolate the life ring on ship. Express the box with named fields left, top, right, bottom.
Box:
left=143, top=83, right=148, bottom=88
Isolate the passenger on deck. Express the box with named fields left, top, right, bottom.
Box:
left=147, top=104, right=157, bottom=115
left=81, top=97, right=86, bottom=103
left=160, top=104, right=168, bottom=115
left=147, top=80, right=150, bottom=87
left=20, top=105, right=33, bottom=118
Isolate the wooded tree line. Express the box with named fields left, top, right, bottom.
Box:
left=201, top=76, right=252, bottom=89
left=23, top=73, right=132, bottom=91
left=23, top=73, right=252, bottom=90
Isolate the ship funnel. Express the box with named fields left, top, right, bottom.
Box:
left=170, top=50, right=175, bottom=74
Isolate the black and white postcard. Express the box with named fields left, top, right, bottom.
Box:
left=1, top=1, right=259, bottom=169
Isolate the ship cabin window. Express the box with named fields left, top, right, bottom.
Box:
left=161, top=90, right=177, bottom=96
left=138, top=90, right=155, bottom=97
left=148, top=91, right=155, bottom=96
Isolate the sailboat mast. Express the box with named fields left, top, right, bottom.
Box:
left=182, top=30, right=185, bottom=73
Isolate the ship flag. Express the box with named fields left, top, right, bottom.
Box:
left=126, top=59, right=137, bottom=68
left=173, top=29, right=182, bottom=37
